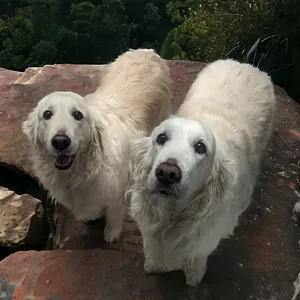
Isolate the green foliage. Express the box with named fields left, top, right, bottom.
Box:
left=0, top=0, right=173, bottom=70
left=160, top=28, right=186, bottom=60
left=160, top=27, right=176, bottom=59
left=0, top=0, right=299, bottom=102
left=25, top=40, right=58, bottom=66
left=0, top=0, right=172, bottom=70
left=163, top=0, right=300, bottom=102
left=124, top=0, right=172, bottom=52
left=163, top=0, right=264, bottom=61
left=229, top=0, right=300, bottom=102
left=0, top=10, right=34, bottom=70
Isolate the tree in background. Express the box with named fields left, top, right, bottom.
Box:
left=160, top=27, right=187, bottom=60
left=0, top=7, right=34, bottom=70
left=0, top=0, right=299, bottom=102
left=161, top=0, right=300, bottom=102
left=230, top=0, right=300, bottom=104
left=0, top=0, right=173, bottom=70
left=161, top=0, right=268, bottom=61
left=0, top=0, right=131, bottom=69
left=124, top=0, right=172, bottom=52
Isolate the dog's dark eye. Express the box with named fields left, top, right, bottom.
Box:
left=72, top=110, right=83, bottom=121
left=156, top=133, right=167, bottom=145
left=43, top=110, right=52, bottom=120
left=194, top=141, right=206, bottom=154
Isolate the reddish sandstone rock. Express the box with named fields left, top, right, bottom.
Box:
left=0, top=249, right=192, bottom=300
left=0, top=67, right=22, bottom=85
left=0, top=187, right=45, bottom=248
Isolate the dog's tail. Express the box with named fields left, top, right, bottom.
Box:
left=97, top=48, right=173, bottom=133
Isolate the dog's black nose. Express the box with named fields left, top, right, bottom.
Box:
left=51, top=134, right=71, bottom=151
left=155, top=159, right=182, bottom=185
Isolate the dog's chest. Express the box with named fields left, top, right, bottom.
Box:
left=50, top=175, right=121, bottom=221
left=53, top=186, right=101, bottom=220
left=152, top=220, right=226, bottom=259
left=140, top=202, right=231, bottom=256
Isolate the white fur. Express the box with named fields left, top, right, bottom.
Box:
left=22, top=48, right=172, bottom=243
left=128, top=59, right=276, bottom=286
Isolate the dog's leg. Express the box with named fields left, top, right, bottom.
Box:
left=103, top=204, right=125, bottom=243
left=143, top=237, right=174, bottom=274
left=142, top=237, right=157, bottom=272
left=144, top=254, right=164, bottom=274
left=183, top=255, right=208, bottom=287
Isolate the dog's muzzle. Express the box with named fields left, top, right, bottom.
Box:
left=51, top=134, right=71, bottom=151
left=51, top=134, right=75, bottom=171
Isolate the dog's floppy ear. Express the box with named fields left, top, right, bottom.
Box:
left=90, top=118, right=104, bottom=154
left=207, top=141, right=234, bottom=205
left=196, top=140, right=235, bottom=219
left=125, top=135, right=152, bottom=205
left=130, top=136, right=152, bottom=181
left=22, top=107, right=39, bottom=145
left=188, top=141, right=236, bottom=239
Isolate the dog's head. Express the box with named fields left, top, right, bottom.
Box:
left=133, top=116, right=233, bottom=205
left=22, top=91, right=95, bottom=171
left=146, top=117, right=217, bottom=200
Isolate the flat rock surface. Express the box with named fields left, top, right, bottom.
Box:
left=0, top=187, right=45, bottom=248
left=0, top=61, right=299, bottom=299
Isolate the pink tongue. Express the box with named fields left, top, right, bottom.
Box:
left=56, top=155, right=71, bottom=166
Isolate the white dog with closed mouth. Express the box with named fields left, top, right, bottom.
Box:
left=22, top=48, right=172, bottom=243
left=128, top=59, right=275, bottom=286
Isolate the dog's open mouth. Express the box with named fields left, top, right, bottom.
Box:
left=158, top=187, right=176, bottom=198
left=156, top=185, right=180, bottom=199
left=160, top=190, right=169, bottom=196
left=55, top=154, right=75, bottom=170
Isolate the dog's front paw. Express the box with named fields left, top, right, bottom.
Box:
left=103, top=226, right=121, bottom=243
left=144, top=259, right=162, bottom=274
left=184, top=267, right=205, bottom=287
left=144, top=258, right=170, bottom=274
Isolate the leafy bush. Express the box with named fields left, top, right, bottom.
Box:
left=162, top=0, right=300, bottom=102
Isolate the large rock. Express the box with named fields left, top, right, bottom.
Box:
left=0, top=249, right=191, bottom=300
left=0, top=187, right=45, bottom=248
left=0, top=61, right=299, bottom=299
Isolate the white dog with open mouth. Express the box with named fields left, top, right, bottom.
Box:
left=128, top=59, right=275, bottom=286
left=22, top=48, right=172, bottom=243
